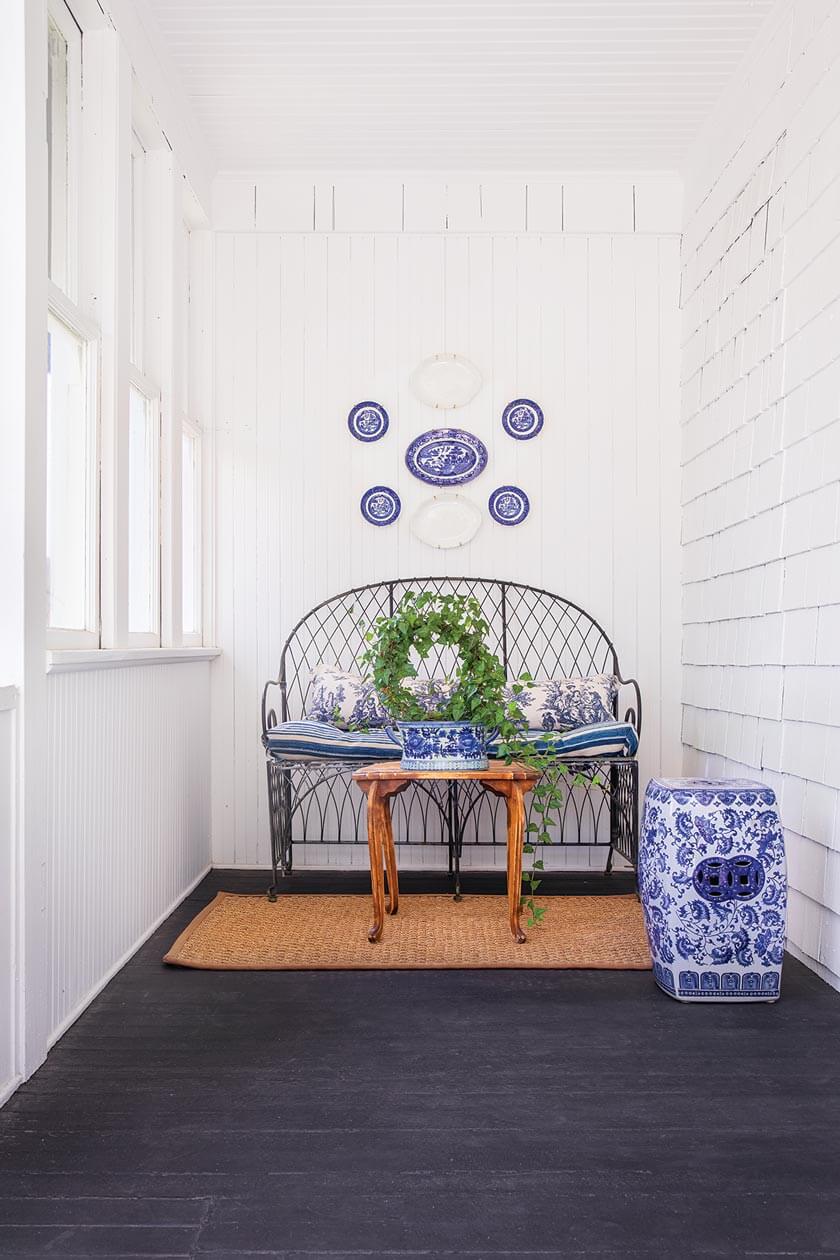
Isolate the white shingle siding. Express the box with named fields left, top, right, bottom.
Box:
left=680, top=1, right=840, bottom=991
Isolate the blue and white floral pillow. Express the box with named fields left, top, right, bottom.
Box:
left=506, top=674, right=618, bottom=732
left=305, top=667, right=455, bottom=728
left=305, top=667, right=387, bottom=728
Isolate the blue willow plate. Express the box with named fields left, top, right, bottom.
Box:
left=360, top=485, right=401, bottom=526
left=348, top=401, right=389, bottom=442
left=488, top=485, right=529, bottom=526
left=501, top=399, right=543, bottom=440
left=404, top=428, right=488, bottom=487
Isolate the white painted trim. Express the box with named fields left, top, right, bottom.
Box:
left=47, top=646, right=220, bottom=672
left=94, top=0, right=213, bottom=211
left=785, top=941, right=840, bottom=997
left=46, top=863, right=211, bottom=1052
left=0, top=688, right=17, bottom=713
left=0, top=1075, right=24, bottom=1110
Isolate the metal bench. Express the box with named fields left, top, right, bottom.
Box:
left=261, top=577, right=641, bottom=896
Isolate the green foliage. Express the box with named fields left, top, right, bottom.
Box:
left=362, top=590, right=571, bottom=927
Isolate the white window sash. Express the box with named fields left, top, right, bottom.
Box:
left=46, top=282, right=100, bottom=650
left=126, top=366, right=161, bottom=647
left=181, top=416, right=202, bottom=646
left=47, top=0, right=82, bottom=302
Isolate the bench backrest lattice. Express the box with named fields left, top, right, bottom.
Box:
left=278, top=577, right=620, bottom=724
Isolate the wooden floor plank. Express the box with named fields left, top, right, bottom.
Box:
left=0, top=869, right=839, bottom=1258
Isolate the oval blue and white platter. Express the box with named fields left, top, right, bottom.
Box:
left=348, top=401, right=389, bottom=442
left=488, top=485, right=529, bottom=526
left=501, top=399, right=543, bottom=440
left=360, top=485, right=401, bottom=526
left=404, top=428, right=488, bottom=487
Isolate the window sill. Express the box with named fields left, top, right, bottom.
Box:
left=47, top=647, right=221, bottom=674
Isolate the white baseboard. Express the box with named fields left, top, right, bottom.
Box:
left=0, top=1074, right=24, bottom=1109
left=46, top=863, right=212, bottom=1051
left=785, top=940, right=840, bottom=995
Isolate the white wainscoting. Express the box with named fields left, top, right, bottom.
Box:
left=0, top=692, right=19, bottom=1104
left=44, top=663, right=211, bottom=1040
left=211, top=229, right=683, bottom=868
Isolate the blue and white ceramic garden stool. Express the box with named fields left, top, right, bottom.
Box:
left=638, top=779, right=787, bottom=1002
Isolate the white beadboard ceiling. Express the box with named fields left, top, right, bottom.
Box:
left=142, top=0, right=776, bottom=170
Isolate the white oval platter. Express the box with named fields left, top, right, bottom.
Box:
left=410, top=493, right=482, bottom=550
left=409, top=353, right=483, bottom=409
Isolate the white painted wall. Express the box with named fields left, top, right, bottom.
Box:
left=44, top=663, right=211, bottom=1041
left=1, top=0, right=215, bottom=1106
left=680, top=1, right=840, bottom=990
left=210, top=174, right=683, bottom=868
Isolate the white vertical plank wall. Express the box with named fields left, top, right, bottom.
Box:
left=0, top=695, right=18, bottom=1103
left=680, top=1, right=840, bottom=991
left=44, top=664, right=211, bottom=1040
left=211, top=199, right=683, bottom=869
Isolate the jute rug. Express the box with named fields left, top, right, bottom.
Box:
left=163, top=893, right=651, bottom=970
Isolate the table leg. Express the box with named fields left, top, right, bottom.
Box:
left=366, top=785, right=387, bottom=943
left=505, top=784, right=527, bottom=944
left=382, top=796, right=399, bottom=917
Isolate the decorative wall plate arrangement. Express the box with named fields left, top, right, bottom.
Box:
left=348, top=401, right=389, bottom=442
left=405, top=428, right=488, bottom=487
left=488, top=485, right=530, bottom=526
left=410, top=494, right=482, bottom=550
left=501, top=399, right=544, bottom=440
left=409, top=354, right=482, bottom=409
left=360, top=485, right=401, bottom=526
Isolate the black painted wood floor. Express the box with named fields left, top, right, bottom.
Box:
left=2, top=868, right=840, bottom=1258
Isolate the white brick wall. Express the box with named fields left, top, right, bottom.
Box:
left=680, top=1, right=840, bottom=991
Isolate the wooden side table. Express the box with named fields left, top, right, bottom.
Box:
left=352, top=761, right=541, bottom=945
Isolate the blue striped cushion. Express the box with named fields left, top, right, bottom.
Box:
left=265, top=719, right=638, bottom=761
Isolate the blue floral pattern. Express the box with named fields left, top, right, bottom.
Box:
left=501, top=399, right=544, bottom=440
left=360, top=486, right=401, bottom=526
left=488, top=485, right=530, bottom=526
left=505, top=675, right=617, bottom=731
left=638, top=778, right=786, bottom=1002
left=389, top=721, right=492, bottom=771
left=404, top=429, right=488, bottom=487
left=348, top=401, right=389, bottom=442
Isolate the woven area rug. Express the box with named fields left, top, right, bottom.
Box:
left=163, top=892, right=652, bottom=970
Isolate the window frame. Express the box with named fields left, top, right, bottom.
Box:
left=129, top=129, right=146, bottom=373
left=45, top=0, right=100, bottom=652
left=180, top=417, right=203, bottom=647
left=46, top=283, right=101, bottom=649
left=126, top=365, right=162, bottom=647
left=47, top=0, right=82, bottom=302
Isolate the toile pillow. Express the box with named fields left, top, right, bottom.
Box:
left=305, top=668, right=456, bottom=728
left=505, top=674, right=618, bottom=732
left=305, top=667, right=387, bottom=729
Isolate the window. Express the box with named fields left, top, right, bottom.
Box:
left=46, top=0, right=99, bottom=647
left=128, top=381, right=160, bottom=638
left=47, top=1, right=80, bottom=297
left=181, top=424, right=202, bottom=642
left=180, top=221, right=203, bottom=644
left=44, top=20, right=208, bottom=654
left=46, top=311, right=97, bottom=635
left=127, top=127, right=162, bottom=644
left=129, top=132, right=145, bottom=369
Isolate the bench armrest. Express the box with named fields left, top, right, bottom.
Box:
left=616, top=673, right=642, bottom=738
left=261, top=679, right=284, bottom=741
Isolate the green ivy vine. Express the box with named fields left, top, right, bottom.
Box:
left=361, top=590, right=576, bottom=927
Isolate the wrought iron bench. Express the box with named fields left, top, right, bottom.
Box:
left=261, top=577, right=641, bottom=896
